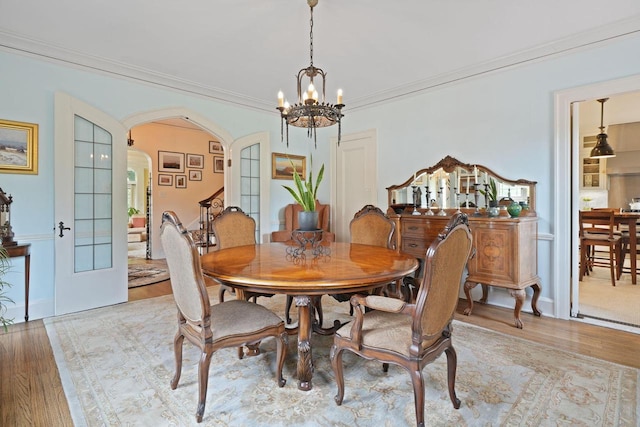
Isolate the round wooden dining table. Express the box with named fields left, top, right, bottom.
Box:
left=200, top=241, right=418, bottom=391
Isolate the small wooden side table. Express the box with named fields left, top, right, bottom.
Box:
left=3, top=243, right=31, bottom=321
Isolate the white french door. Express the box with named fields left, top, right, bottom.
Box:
left=228, top=132, right=270, bottom=243
left=54, top=93, right=128, bottom=315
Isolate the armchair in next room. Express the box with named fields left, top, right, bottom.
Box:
left=271, top=201, right=335, bottom=243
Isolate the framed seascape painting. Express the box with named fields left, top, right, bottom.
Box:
left=209, top=141, right=223, bottom=154
left=186, top=153, right=204, bottom=169
left=158, top=151, right=184, bottom=173
left=158, top=174, right=173, bottom=186
left=214, top=156, right=224, bottom=173
left=271, top=152, right=305, bottom=180
left=0, top=119, right=39, bottom=174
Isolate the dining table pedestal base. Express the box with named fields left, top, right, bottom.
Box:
left=295, top=296, right=314, bottom=391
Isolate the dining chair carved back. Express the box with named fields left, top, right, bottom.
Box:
left=330, top=213, right=473, bottom=427
left=210, top=206, right=258, bottom=302
left=331, top=205, right=401, bottom=311
left=579, top=210, right=622, bottom=286
left=160, top=211, right=287, bottom=423
left=283, top=205, right=398, bottom=324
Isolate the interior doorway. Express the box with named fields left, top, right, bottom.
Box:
left=127, top=148, right=151, bottom=259
left=558, top=80, right=640, bottom=334
left=573, top=93, right=640, bottom=330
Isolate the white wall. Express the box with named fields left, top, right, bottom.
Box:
left=343, top=33, right=640, bottom=313
left=0, top=50, right=284, bottom=321
left=1, top=31, right=640, bottom=323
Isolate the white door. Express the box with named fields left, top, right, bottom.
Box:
left=54, top=92, right=128, bottom=315
left=331, top=130, right=378, bottom=242
left=228, top=132, right=271, bottom=243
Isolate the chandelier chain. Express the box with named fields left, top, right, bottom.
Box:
left=309, top=6, right=314, bottom=67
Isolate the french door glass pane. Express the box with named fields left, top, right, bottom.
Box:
left=240, top=144, right=260, bottom=241
left=74, top=115, right=113, bottom=272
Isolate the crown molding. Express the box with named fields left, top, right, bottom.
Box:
left=2, top=15, right=640, bottom=113
left=0, top=30, right=274, bottom=113
left=347, top=15, right=640, bottom=111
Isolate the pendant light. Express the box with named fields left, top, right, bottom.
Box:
left=590, top=98, right=615, bottom=158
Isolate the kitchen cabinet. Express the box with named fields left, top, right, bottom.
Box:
left=580, top=135, right=607, bottom=190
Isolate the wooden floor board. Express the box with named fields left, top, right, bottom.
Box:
left=1, top=279, right=638, bottom=426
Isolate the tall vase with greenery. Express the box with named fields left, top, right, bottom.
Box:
left=0, top=247, right=14, bottom=331
left=282, top=157, right=325, bottom=231
left=480, top=177, right=498, bottom=206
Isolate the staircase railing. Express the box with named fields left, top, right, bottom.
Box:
left=194, top=187, right=224, bottom=253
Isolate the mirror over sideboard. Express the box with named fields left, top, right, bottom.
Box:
left=386, top=155, right=537, bottom=216
left=385, top=155, right=541, bottom=329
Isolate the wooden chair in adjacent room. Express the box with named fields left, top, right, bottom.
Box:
left=579, top=210, right=622, bottom=286
left=159, top=211, right=286, bottom=423
left=616, top=228, right=640, bottom=280
left=329, top=213, right=473, bottom=427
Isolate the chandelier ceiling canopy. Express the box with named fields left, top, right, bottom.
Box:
left=277, top=0, right=344, bottom=148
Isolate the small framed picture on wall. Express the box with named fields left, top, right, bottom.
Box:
left=176, top=175, right=187, bottom=188
left=209, top=141, right=223, bottom=154
left=186, top=153, right=204, bottom=169
left=214, top=156, right=224, bottom=173
left=189, top=170, right=202, bottom=181
left=158, top=151, right=185, bottom=173
left=158, top=174, right=173, bottom=186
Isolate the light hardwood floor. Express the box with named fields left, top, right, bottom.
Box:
left=2, top=279, right=639, bottom=426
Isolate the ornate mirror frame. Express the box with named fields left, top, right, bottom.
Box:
left=386, top=155, right=537, bottom=215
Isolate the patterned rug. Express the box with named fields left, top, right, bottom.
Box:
left=44, top=288, right=639, bottom=426
left=127, top=259, right=170, bottom=288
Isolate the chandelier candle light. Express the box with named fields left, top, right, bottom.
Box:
left=277, top=0, right=344, bottom=148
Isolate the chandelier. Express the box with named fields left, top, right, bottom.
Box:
left=277, top=0, right=344, bottom=148
left=590, top=98, right=615, bottom=158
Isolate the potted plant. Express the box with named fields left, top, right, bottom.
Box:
left=480, top=177, right=498, bottom=207
left=0, top=246, right=13, bottom=331
left=282, top=157, right=325, bottom=231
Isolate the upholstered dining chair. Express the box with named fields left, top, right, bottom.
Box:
left=332, top=205, right=402, bottom=310
left=160, top=211, right=287, bottom=423
left=210, top=206, right=258, bottom=302
left=282, top=204, right=399, bottom=324
left=329, top=213, right=473, bottom=427
left=579, top=210, right=622, bottom=286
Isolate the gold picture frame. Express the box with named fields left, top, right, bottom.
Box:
left=0, top=119, right=38, bottom=174
left=272, top=152, right=306, bottom=180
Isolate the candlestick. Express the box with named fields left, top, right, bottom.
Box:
left=277, top=91, right=284, bottom=108
left=337, top=89, right=343, bottom=104
left=473, top=184, right=482, bottom=216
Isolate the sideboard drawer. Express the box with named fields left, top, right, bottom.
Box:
left=401, top=237, right=428, bottom=258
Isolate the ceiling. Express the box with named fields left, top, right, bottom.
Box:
left=1, top=1, right=640, bottom=113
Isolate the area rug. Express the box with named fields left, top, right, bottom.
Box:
left=44, top=289, right=639, bottom=426
left=127, top=259, right=170, bottom=288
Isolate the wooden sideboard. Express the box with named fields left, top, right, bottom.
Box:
left=389, top=212, right=541, bottom=328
